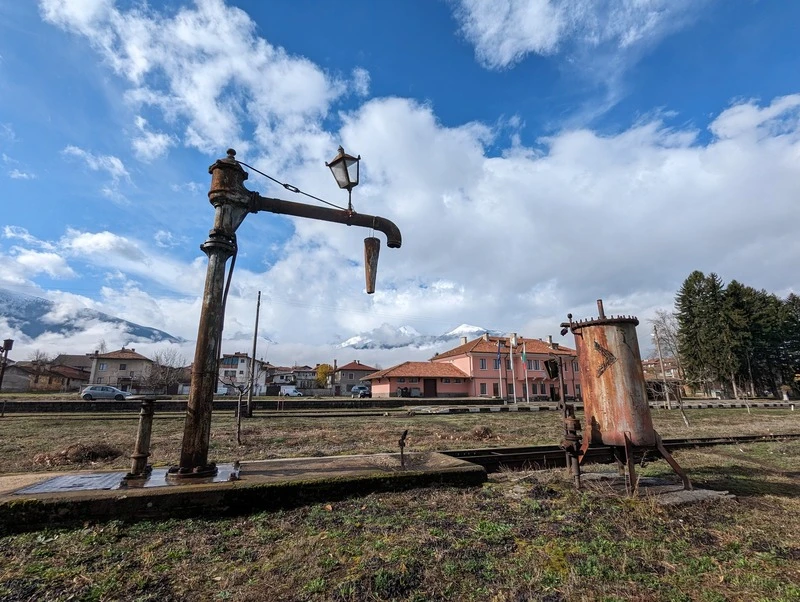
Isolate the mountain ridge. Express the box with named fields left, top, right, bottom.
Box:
left=0, top=288, right=183, bottom=344
left=337, top=323, right=503, bottom=350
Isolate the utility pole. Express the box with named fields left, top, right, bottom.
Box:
left=170, top=149, right=401, bottom=478
left=509, top=334, right=518, bottom=403
left=653, top=324, right=672, bottom=410
left=246, top=290, right=261, bottom=418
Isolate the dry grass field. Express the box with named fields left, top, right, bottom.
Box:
left=0, top=408, right=799, bottom=601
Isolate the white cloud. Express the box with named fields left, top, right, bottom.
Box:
left=12, top=249, right=75, bottom=278
left=62, top=145, right=129, bottom=181
left=352, top=67, right=370, bottom=97
left=132, top=116, right=176, bottom=161
left=0, top=123, right=16, bottom=142
left=453, top=0, right=702, bottom=70
left=9, top=169, right=36, bottom=179
left=3, top=226, right=54, bottom=250
left=41, top=0, right=346, bottom=161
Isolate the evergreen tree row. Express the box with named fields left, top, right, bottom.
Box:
left=674, top=271, right=800, bottom=397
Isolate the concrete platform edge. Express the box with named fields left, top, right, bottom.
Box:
left=0, top=459, right=486, bottom=534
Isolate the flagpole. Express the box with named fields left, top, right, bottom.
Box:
left=523, top=342, right=530, bottom=403
left=496, top=338, right=505, bottom=404
left=510, top=334, right=518, bottom=404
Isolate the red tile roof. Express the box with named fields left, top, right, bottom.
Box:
left=94, top=348, right=151, bottom=361
left=432, top=335, right=575, bottom=361
left=337, top=361, right=378, bottom=372
left=50, top=365, right=91, bottom=380
left=363, top=361, right=469, bottom=380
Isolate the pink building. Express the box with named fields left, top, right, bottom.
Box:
left=364, top=333, right=581, bottom=400
left=363, top=361, right=470, bottom=398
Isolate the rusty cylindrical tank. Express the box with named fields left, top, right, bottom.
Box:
left=563, top=300, right=655, bottom=448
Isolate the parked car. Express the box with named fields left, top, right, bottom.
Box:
left=280, top=388, right=304, bottom=397
left=351, top=385, right=371, bottom=398
left=81, top=385, right=132, bottom=401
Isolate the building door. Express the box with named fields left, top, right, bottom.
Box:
left=423, top=378, right=437, bottom=397
left=550, top=384, right=558, bottom=401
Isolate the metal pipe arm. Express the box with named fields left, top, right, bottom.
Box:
left=250, top=194, right=402, bottom=249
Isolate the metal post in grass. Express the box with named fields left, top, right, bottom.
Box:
left=0, top=338, right=13, bottom=395
left=125, top=395, right=160, bottom=479
left=399, top=429, right=408, bottom=469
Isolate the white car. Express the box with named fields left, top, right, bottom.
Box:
left=281, top=389, right=304, bottom=397
left=81, top=385, right=132, bottom=401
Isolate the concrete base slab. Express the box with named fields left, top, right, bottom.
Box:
left=0, top=452, right=485, bottom=533
left=580, top=472, right=736, bottom=505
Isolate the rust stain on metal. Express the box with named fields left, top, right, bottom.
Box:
left=364, top=236, right=380, bottom=294
left=593, top=340, right=617, bottom=377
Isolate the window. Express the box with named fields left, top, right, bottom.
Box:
left=443, top=378, right=451, bottom=383
left=409, top=377, right=419, bottom=383
left=492, top=382, right=499, bottom=396
left=507, top=383, right=513, bottom=395
left=563, top=384, right=568, bottom=395
left=479, top=358, right=487, bottom=370
left=119, top=363, right=127, bottom=371
left=454, top=378, right=462, bottom=383
left=397, top=377, right=406, bottom=383
left=540, top=383, right=546, bottom=394
left=505, top=359, right=511, bottom=369
left=563, top=362, right=569, bottom=372
left=130, top=371, right=135, bottom=377
left=533, top=359, right=540, bottom=371
left=224, top=370, right=236, bottom=377
left=575, top=384, right=582, bottom=398
left=99, top=363, right=107, bottom=371
left=348, top=373, right=354, bottom=380
left=480, top=382, right=487, bottom=395
left=573, top=361, right=579, bottom=372
left=240, top=358, right=246, bottom=363
left=493, top=359, right=500, bottom=369
left=96, top=377, right=103, bottom=383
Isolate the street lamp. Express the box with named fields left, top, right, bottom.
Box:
left=326, top=146, right=360, bottom=211
left=0, top=338, right=14, bottom=393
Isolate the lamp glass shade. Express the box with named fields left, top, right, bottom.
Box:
left=327, top=147, right=360, bottom=190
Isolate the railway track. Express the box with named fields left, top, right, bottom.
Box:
left=442, top=433, right=800, bottom=473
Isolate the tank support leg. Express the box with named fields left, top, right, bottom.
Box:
left=655, top=432, right=692, bottom=490
left=623, top=432, right=638, bottom=495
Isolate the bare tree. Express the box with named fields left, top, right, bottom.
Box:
left=650, top=310, right=684, bottom=379
left=28, top=349, right=52, bottom=366
left=218, top=362, right=267, bottom=445
left=141, top=349, right=186, bottom=394
left=96, top=339, right=108, bottom=354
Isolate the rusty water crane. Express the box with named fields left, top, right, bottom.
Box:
left=171, top=149, right=402, bottom=479
left=561, top=300, right=691, bottom=493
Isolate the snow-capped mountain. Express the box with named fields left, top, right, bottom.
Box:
left=0, top=288, right=183, bottom=343
left=337, top=323, right=502, bottom=350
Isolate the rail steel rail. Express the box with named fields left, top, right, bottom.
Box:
left=441, top=433, right=800, bottom=473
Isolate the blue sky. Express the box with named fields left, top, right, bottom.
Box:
left=1, top=0, right=799, bottom=366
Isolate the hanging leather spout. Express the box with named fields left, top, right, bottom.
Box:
left=364, top=236, right=380, bottom=294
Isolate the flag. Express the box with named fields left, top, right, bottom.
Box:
left=496, top=339, right=502, bottom=362
left=521, top=343, right=527, bottom=364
